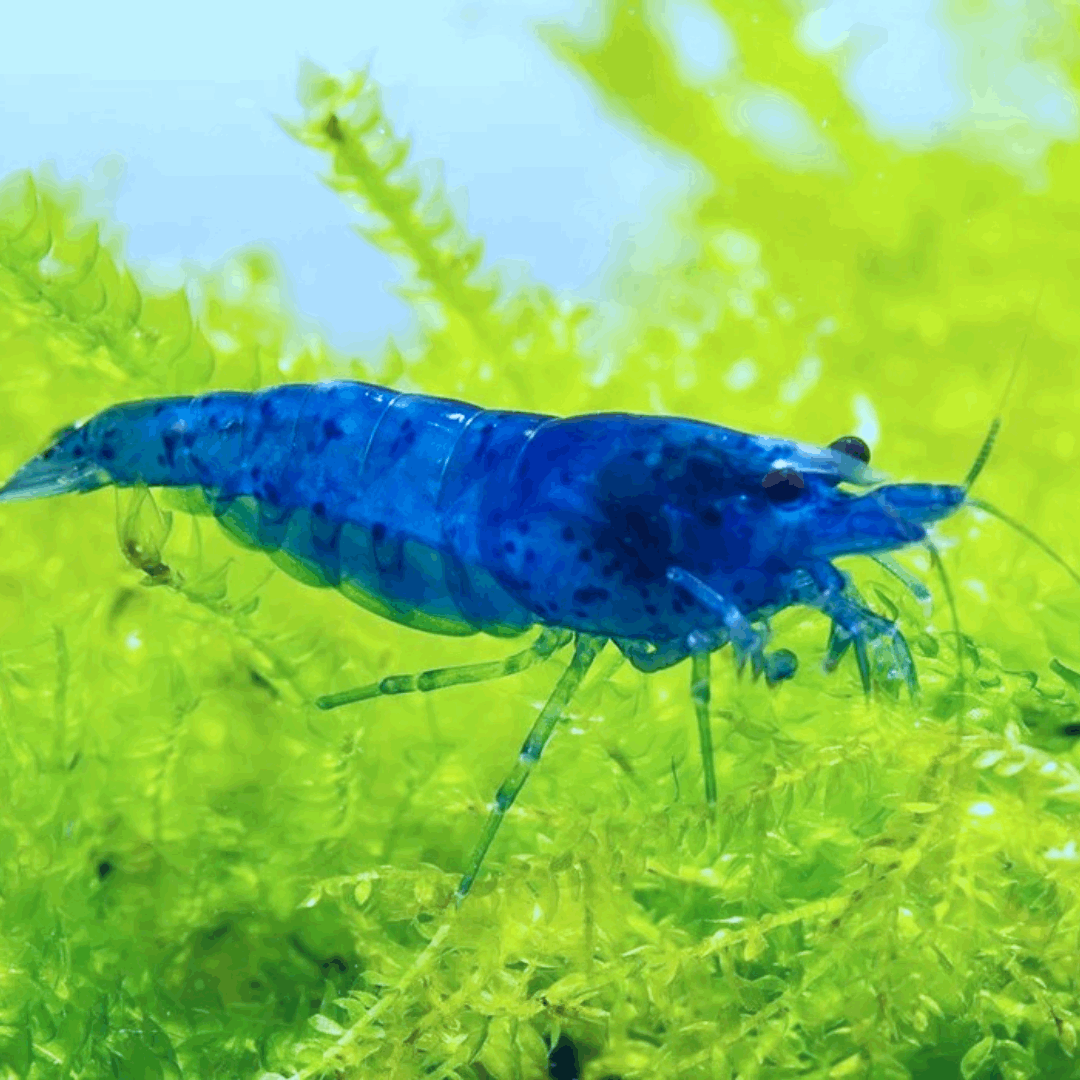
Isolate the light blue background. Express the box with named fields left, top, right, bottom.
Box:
left=2, top=0, right=1075, bottom=354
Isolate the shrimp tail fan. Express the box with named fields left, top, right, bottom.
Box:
left=0, top=427, right=112, bottom=503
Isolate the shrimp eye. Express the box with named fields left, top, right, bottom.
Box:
left=762, top=468, right=805, bottom=503
left=829, top=435, right=871, bottom=464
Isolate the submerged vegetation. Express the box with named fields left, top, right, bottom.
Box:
left=1, top=2, right=1080, bottom=1076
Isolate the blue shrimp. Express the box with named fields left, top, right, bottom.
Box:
left=0, top=380, right=1020, bottom=900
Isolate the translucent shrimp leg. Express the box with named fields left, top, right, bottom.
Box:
left=690, top=651, right=717, bottom=808
left=315, top=628, right=572, bottom=711
left=616, top=633, right=796, bottom=809
left=800, top=563, right=918, bottom=697
left=455, top=633, right=605, bottom=902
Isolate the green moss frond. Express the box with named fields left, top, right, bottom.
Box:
left=0, top=171, right=215, bottom=394
left=280, top=62, right=596, bottom=409
left=282, top=67, right=504, bottom=351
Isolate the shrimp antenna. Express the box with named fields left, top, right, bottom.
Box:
left=963, top=417, right=1001, bottom=492
left=925, top=538, right=965, bottom=684
left=964, top=281, right=1043, bottom=492
left=956, top=282, right=1080, bottom=591
left=869, top=553, right=932, bottom=609
left=966, top=496, right=1080, bottom=590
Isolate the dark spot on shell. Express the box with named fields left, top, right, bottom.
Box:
left=645, top=603, right=658, bottom=615
left=323, top=418, right=344, bottom=440
left=524, top=549, right=537, bottom=565
left=312, top=501, right=326, bottom=516
left=386, top=419, right=419, bottom=457
left=594, top=482, right=673, bottom=582
left=578, top=548, right=593, bottom=563
left=161, top=430, right=179, bottom=466
left=182, top=431, right=196, bottom=447
left=573, top=586, right=609, bottom=605
left=683, top=456, right=733, bottom=498
left=372, top=522, right=386, bottom=543
left=504, top=540, right=517, bottom=554
left=561, top=526, right=574, bottom=541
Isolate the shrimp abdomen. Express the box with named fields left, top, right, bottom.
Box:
left=0, top=382, right=548, bottom=638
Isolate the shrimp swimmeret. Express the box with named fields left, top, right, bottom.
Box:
left=1, top=380, right=1068, bottom=901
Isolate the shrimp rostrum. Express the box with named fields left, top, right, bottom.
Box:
left=0, top=381, right=980, bottom=899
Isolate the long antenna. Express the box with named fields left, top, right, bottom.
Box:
left=964, top=281, right=1044, bottom=492
left=958, top=281, right=1080, bottom=591
left=967, top=496, right=1080, bottom=589
left=925, top=539, right=965, bottom=684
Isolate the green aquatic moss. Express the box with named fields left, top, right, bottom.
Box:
left=2, top=4, right=1080, bottom=1078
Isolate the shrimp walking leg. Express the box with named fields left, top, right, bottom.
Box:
left=665, top=567, right=799, bottom=684
left=621, top=635, right=722, bottom=804
left=455, top=634, right=605, bottom=903
left=617, top=631, right=796, bottom=806
left=615, top=635, right=720, bottom=673
left=315, top=628, right=572, bottom=710
left=799, top=563, right=918, bottom=697
left=690, top=651, right=717, bottom=807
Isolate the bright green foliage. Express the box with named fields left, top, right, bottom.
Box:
left=2, top=3, right=1080, bottom=1077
